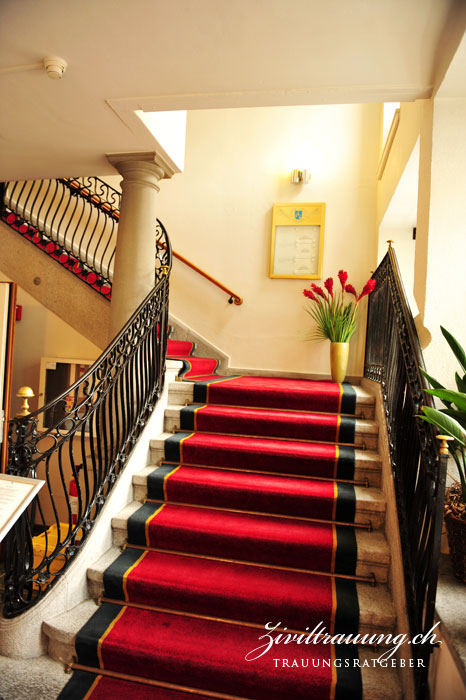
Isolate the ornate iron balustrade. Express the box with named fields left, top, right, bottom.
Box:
left=1, top=176, right=243, bottom=306
left=3, top=230, right=171, bottom=617
left=0, top=177, right=168, bottom=299
left=364, top=245, right=448, bottom=698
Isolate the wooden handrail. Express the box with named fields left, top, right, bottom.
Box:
left=63, top=177, right=243, bottom=306
left=172, top=250, right=243, bottom=305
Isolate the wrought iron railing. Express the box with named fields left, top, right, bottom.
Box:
left=3, top=227, right=171, bottom=617
left=364, top=243, right=448, bottom=698
left=1, top=176, right=243, bottom=305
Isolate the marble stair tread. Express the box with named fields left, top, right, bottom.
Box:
left=110, top=500, right=390, bottom=582
left=132, top=465, right=387, bottom=529
left=360, top=650, right=402, bottom=699
left=87, top=546, right=122, bottom=599
left=43, top=599, right=97, bottom=665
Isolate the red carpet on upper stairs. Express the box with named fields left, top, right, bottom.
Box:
left=58, top=333, right=365, bottom=700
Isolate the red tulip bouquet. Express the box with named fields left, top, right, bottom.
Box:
left=303, top=270, right=376, bottom=342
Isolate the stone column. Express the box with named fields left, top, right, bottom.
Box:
left=107, top=151, right=177, bottom=340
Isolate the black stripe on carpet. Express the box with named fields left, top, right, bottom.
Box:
left=127, top=502, right=163, bottom=547
left=335, top=483, right=356, bottom=523
left=335, top=644, right=363, bottom=700
left=341, top=384, right=357, bottom=415
left=338, top=416, right=356, bottom=444
left=103, top=548, right=143, bottom=600
left=336, top=446, right=356, bottom=480
left=334, top=526, right=357, bottom=576
left=164, top=433, right=192, bottom=462
left=147, top=465, right=180, bottom=501
left=192, top=376, right=239, bottom=402
left=75, top=602, right=122, bottom=669
left=179, top=405, right=199, bottom=431
left=56, top=670, right=98, bottom=700
left=334, top=579, right=360, bottom=634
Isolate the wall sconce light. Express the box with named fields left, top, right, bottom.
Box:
left=291, top=169, right=310, bottom=184
left=16, top=386, right=35, bottom=417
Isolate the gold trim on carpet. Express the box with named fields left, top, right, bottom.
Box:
left=123, top=551, right=148, bottom=602
left=82, top=674, right=102, bottom=700
left=97, top=605, right=127, bottom=669
left=193, top=403, right=206, bottom=432
left=206, top=375, right=239, bottom=403
left=179, top=432, right=194, bottom=464
left=163, top=465, right=181, bottom=501
left=144, top=504, right=165, bottom=546
left=337, top=383, right=344, bottom=414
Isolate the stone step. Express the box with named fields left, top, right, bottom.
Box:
left=168, top=381, right=376, bottom=420
left=42, top=598, right=401, bottom=699
left=150, top=433, right=382, bottom=488
left=164, top=404, right=379, bottom=450
left=87, top=546, right=396, bottom=636
left=132, top=465, right=387, bottom=529
left=111, top=501, right=391, bottom=583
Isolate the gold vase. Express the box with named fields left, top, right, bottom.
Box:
left=330, top=342, right=349, bottom=383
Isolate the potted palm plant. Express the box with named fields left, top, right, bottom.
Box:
left=419, top=326, right=466, bottom=583
left=303, top=270, right=376, bottom=382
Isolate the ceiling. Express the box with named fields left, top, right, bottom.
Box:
left=0, top=0, right=464, bottom=181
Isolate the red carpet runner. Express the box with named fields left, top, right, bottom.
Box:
left=58, top=336, right=363, bottom=700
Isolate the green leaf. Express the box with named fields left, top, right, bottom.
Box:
left=440, top=408, right=466, bottom=430
left=419, top=406, right=466, bottom=447
left=420, top=367, right=445, bottom=391
left=455, top=372, right=466, bottom=394
left=441, top=326, right=466, bottom=374
left=424, top=388, right=466, bottom=412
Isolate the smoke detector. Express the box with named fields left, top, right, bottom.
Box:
left=43, top=56, right=67, bottom=80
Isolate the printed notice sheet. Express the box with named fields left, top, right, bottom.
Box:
left=0, top=474, right=45, bottom=542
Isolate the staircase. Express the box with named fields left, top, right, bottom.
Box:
left=43, top=337, right=402, bottom=700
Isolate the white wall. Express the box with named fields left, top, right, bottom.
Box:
left=120, top=104, right=380, bottom=377
left=422, top=97, right=466, bottom=387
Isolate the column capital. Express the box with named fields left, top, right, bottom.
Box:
left=107, top=150, right=179, bottom=181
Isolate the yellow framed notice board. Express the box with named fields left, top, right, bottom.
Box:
left=270, top=202, right=325, bottom=279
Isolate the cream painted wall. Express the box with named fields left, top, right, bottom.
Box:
left=377, top=101, right=423, bottom=230
left=0, top=274, right=100, bottom=416
left=118, top=104, right=380, bottom=376
left=422, top=97, right=466, bottom=387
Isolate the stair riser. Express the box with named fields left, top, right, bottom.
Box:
left=47, top=636, right=74, bottom=666
left=163, top=413, right=379, bottom=451
left=168, top=383, right=376, bottom=420
left=132, top=482, right=386, bottom=530
left=149, top=443, right=382, bottom=489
